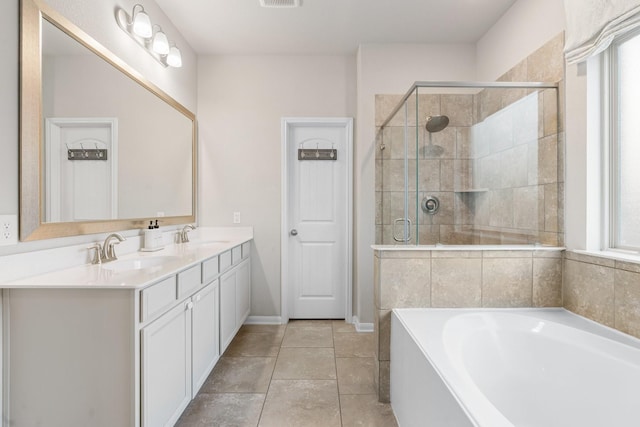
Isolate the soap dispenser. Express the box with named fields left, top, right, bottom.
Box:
left=142, top=220, right=164, bottom=252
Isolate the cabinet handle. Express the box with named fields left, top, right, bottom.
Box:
left=186, top=301, right=194, bottom=310
left=195, top=294, right=201, bottom=302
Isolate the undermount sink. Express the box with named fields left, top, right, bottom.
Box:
left=101, top=256, right=180, bottom=272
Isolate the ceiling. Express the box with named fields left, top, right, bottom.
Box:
left=154, top=0, right=518, bottom=55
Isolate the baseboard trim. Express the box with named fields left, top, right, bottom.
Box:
left=245, top=315, right=284, bottom=325
left=352, top=316, right=374, bottom=333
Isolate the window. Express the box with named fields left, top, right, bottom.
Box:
left=609, top=30, right=640, bottom=251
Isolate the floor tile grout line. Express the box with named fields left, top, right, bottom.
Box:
left=333, top=325, right=345, bottom=426
left=255, top=323, right=286, bottom=426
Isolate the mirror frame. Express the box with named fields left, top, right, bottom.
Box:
left=20, top=0, right=197, bottom=241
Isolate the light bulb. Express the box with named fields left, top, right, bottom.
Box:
left=132, top=7, right=152, bottom=38
left=152, top=30, right=170, bottom=55
left=167, top=46, right=182, bottom=67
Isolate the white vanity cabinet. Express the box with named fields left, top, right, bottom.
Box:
left=191, top=280, right=219, bottom=396
left=2, top=239, right=252, bottom=427
left=141, top=300, right=192, bottom=427
left=220, top=243, right=251, bottom=353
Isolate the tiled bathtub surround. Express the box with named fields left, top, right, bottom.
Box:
left=375, top=33, right=565, bottom=247
left=372, top=246, right=564, bottom=402
left=564, top=251, right=640, bottom=339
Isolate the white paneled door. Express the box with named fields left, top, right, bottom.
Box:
left=45, top=118, right=118, bottom=222
left=283, top=118, right=353, bottom=320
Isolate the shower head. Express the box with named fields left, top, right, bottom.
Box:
left=425, top=115, right=450, bottom=133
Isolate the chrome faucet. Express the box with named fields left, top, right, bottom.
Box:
left=102, top=233, right=125, bottom=262
left=180, top=224, right=196, bottom=243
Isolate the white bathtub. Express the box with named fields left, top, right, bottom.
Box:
left=391, top=308, right=640, bottom=427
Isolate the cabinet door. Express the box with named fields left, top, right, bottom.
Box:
left=236, top=258, right=251, bottom=327
left=191, top=280, right=219, bottom=396
left=141, top=302, right=192, bottom=427
left=219, top=268, right=237, bottom=353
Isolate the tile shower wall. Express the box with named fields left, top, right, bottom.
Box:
left=563, top=251, right=640, bottom=339
left=375, top=33, right=565, bottom=246
left=372, top=248, right=564, bottom=402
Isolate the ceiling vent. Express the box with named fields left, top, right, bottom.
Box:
left=259, top=0, right=300, bottom=8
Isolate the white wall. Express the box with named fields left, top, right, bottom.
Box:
left=476, top=0, right=566, bottom=81
left=197, top=55, right=357, bottom=317
left=355, top=43, right=477, bottom=323
left=0, top=0, right=197, bottom=256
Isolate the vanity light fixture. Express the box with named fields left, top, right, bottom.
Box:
left=131, top=5, right=152, bottom=38
left=116, top=4, right=182, bottom=68
left=167, top=44, right=183, bottom=68
left=151, top=25, right=170, bottom=55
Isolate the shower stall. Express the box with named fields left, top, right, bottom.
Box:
left=375, top=81, right=562, bottom=246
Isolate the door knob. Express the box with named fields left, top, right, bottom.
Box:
left=290, top=229, right=298, bottom=236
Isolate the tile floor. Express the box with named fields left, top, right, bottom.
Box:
left=176, top=320, right=398, bottom=427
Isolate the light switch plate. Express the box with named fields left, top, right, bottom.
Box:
left=0, top=214, right=18, bottom=246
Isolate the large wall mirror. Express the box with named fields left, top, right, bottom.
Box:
left=20, top=0, right=196, bottom=241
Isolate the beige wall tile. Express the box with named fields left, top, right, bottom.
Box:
left=542, top=88, right=559, bottom=137
left=544, top=183, right=559, bottom=232
left=490, top=188, right=514, bottom=229
left=614, top=269, right=640, bottom=339
left=500, top=144, right=529, bottom=188
left=427, top=191, right=454, bottom=226
left=426, top=127, right=456, bottom=158
left=376, top=249, right=432, bottom=259
left=537, top=134, right=558, bottom=185
left=440, top=225, right=474, bottom=245
left=527, top=33, right=565, bottom=83
left=482, top=250, right=533, bottom=258
left=417, top=224, right=440, bottom=245
left=565, top=251, right=616, bottom=267
left=377, top=361, right=390, bottom=403
left=456, top=127, right=472, bottom=159
left=564, top=259, right=615, bottom=327
left=388, top=126, right=416, bottom=160
left=533, top=249, right=563, bottom=258
left=513, top=186, right=540, bottom=230
left=417, top=94, right=441, bottom=126
left=616, top=260, right=640, bottom=274
left=432, top=258, right=482, bottom=307
left=378, top=258, right=430, bottom=309
left=441, top=95, right=473, bottom=127
left=418, top=159, right=442, bottom=191
left=482, top=258, right=533, bottom=307
left=533, top=257, right=562, bottom=307
left=431, top=250, right=482, bottom=258
left=440, top=159, right=454, bottom=191
left=375, top=94, right=404, bottom=127
left=376, top=310, right=391, bottom=361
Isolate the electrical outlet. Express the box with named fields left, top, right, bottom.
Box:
left=233, top=212, right=241, bottom=224
left=0, top=214, right=18, bottom=246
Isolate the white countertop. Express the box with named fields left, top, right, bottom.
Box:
left=0, top=229, right=252, bottom=290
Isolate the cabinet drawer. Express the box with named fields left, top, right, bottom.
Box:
left=242, top=241, right=250, bottom=259
left=202, top=256, right=219, bottom=284
left=231, top=246, right=242, bottom=265
left=177, top=264, right=202, bottom=299
left=219, top=250, right=232, bottom=273
left=141, top=276, right=177, bottom=322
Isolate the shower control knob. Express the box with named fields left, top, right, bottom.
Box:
left=290, top=229, right=298, bottom=236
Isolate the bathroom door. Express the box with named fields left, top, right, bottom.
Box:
left=282, top=118, right=353, bottom=320
left=45, top=118, right=118, bottom=222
